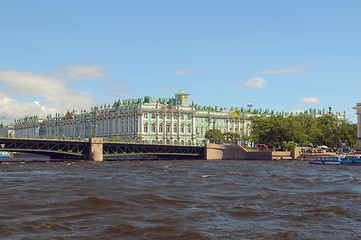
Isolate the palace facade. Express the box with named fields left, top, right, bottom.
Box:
left=14, top=90, right=347, bottom=146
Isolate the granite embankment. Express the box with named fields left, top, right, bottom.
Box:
left=205, top=143, right=336, bottom=161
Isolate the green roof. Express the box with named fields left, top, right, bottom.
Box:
left=175, top=89, right=189, bottom=95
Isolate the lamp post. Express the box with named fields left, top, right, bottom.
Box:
left=213, top=118, right=216, bottom=144
left=92, top=108, right=97, bottom=137
left=108, top=111, right=111, bottom=140
left=55, top=113, right=58, bottom=139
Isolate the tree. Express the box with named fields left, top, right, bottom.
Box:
left=111, top=136, right=121, bottom=142
left=223, top=132, right=241, bottom=145
left=282, top=141, right=295, bottom=151
left=250, top=115, right=298, bottom=148
left=293, top=114, right=321, bottom=147
left=249, top=114, right=356, bottom=149
left=338, top=121, right=357, bottom=148
left=205, top=129, right=224, bottom=144
left=314, top=115, right=339, bottom=147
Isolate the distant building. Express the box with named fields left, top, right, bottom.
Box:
left=0, top=124, right=14, bottom=138
left=14, top=90, right=347, bottom=146
left=353, top=103, right=361, bottom=151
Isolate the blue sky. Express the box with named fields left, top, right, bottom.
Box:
left=1, top=0, right=360, bottom=123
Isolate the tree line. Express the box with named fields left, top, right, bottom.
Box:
left=248, top=114, right=356, bottom=149
left=204, top=114, right=357, bottom=149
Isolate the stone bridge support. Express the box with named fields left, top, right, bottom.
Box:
left=89, top=137, right=103, bottom=161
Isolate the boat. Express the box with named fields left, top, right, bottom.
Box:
left=340, top=155, right=361, bottom=165
left=309, top=155, right=361, bottom=165
left=0, top=151, right=11, bottom=157
left=309, top=156, right=343, bottom=165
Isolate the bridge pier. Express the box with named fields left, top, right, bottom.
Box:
left=89, top=137, right=103, bottom=161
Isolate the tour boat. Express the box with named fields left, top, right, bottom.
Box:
left=309, top=156, right=343, bottom=165
left=309, top=155, right=361, bottom=165
left=340, top=155, right=361, bottom=165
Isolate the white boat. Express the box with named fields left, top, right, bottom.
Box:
left=0, top=151, right=11, bottom=157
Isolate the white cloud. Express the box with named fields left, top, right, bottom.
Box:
left=0, top=68, right=105, bottom=122
left=262, top=66, right=308, bottom=75
left=302, top=97, right=320, bottom=105
left=173, top=68, right=196, bottom=75
left=57, top=66, right=107, bottom=79
left=0, top=93, right=56, bottom=122
left=244, top=77, right=267, bottom=89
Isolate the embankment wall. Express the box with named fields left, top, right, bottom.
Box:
left=205, top=143, right=272, bottom=160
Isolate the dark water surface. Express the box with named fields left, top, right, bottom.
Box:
left=1, top=157, right=361, bottom=240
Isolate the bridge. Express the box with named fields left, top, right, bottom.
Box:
left=0, top=137, right=205, bottom=161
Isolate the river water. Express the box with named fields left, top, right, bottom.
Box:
left=1, top=157, right=361, bottom=240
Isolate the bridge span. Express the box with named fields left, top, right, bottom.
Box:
left=0, top=137, right=205, bottom=161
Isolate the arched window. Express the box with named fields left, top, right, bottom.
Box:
left=151, top=124, right=156, bottom=133
left=159, top=124, right=163, bottom=133
left=173, top=124, right=177, bottom=132
left=151, top=140, right=156, bottom=144
left=201, top=127, right=204, bottom=136
left=143, top=124, right=148, bottom=133
left=188, top=140, right=192, bottom=145
left=166, top=124, right=171, bottom=132
left=173, top=140, right=178, bottom=145
left=180, top=124, right=184, bottom=133
left=187, top=125, right=191, bottom=133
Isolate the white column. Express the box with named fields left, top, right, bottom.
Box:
left=191, top=115, right=194, bottom=133
left=356, top=112, right=361, bottom=138
left=353, top=103, right=361, bottom=139
left=156, top=111, right=159, bottom=142
left=139, top=114, right=143, bottom=134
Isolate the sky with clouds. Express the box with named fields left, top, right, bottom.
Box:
left=1, top=0, right=360, bottom=123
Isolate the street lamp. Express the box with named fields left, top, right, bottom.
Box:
left=55, top=113, right=58, bottom=138
left=213, top=118, right=216, bottom=144
left=92, top=108, right=98, bottom=137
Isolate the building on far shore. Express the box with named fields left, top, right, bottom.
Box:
left=353, top=103, right=361, bottom=151
left=0, top=124, right=14, bottom=138
left=14, top=90, right=347, bottom=146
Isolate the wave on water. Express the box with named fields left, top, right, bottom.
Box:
left=2, top=160, right=361, bottom=239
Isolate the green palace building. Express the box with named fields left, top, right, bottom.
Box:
left=14, top=90, right=347, bottom=146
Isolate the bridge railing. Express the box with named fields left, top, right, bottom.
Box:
left=10, top=135, right=206, bottom=146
